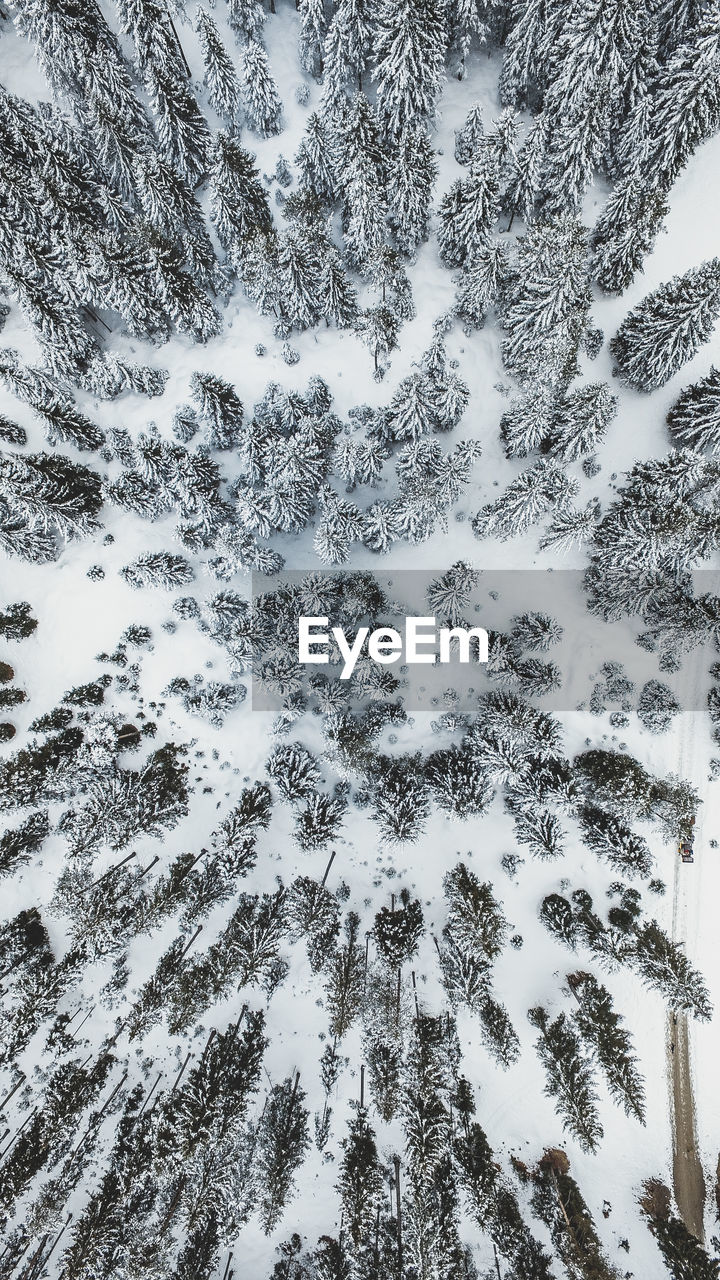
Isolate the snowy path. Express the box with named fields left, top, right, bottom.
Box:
left=666, top=648, right=710, bottom=1241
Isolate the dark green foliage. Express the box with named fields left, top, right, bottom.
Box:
left=528, top=1006, right=603, bottom=1152
left=568, top=971, right=646, bottom=1123
left=324, top=911, right=365, bottom=1039
left=633, top=921, right=712, bottom=1019
left=530, top=1148, right=622, bottom=1280
left=371, top=753, right=430, bottom=843
left=257, top=1074, right=310, bottom=1234
left=0, top=810, right=49, bottom=876
left=610, top=260, right=720, bottom=391
left=579, top=804, right=653, bottom=877
left=667, top=367, right=720, bottom=452
left=0, top=602, right=37, bottom=640
left=374, top=894, right=424, bottom=967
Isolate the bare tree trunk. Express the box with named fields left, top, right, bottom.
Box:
left=0, top=1073, right=25, bottom=1112
left=393, top=1156, right=403, bottom=1274
left=321, top=849, right=336, bottom=886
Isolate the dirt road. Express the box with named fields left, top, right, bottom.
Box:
left=667, top=1007, right=706, bottom=1241
left=667, top=663, right=709, bottom=1242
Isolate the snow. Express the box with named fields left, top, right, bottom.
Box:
left=2, top=4, right=720, bottom=1277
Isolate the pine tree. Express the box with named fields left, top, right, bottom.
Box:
left=317, top=249, right=359, bottom=327
left=528, top=1006, right=603, bottom=1152
left=438, top=149, right=501, bottom=268
left=646, top=14, right=720, bottom=191
left=276, top=230, right=321, bottom=331
left=473, top=459, right=577, bottom=541
left=371, top=754, right=430, bottom=842
left=449, top=1, right=487, bottom=81
left=197, top=9, right=240, bottom=121
left=374, top=895, right=424, bottom=967
left=454, top=102, right=484, bottom=164
left=500, top=217, right=591, bottom=391
left=121, top=551, right=195, bottom=590
left=228, top=0, right=265, bottom=43
left=337, top=1104, right=385, bottom=1249
left=322, top=0, right=371, bottom=95
left=241, top=38, right=283, bottom=137
left=667, top=366, right=720, bottom=451
left=209, top=133, right=274, bottom=267
left=257, top=1074, right=310, bottom=1234
left=548, top=384, right=618, bottom=461
left=0, top=451, right=103, bottom=541
left=568, top=971, right=646, bottom=1123
left=325, top=911, right=366, bottom=1038
left=591, top=176, right=669, bottom=294
left=579, top=804, right=653, bottom=877
left=500, top=388, right=556, bottom=458
left=298, top=0, right=328, bottom=78
left=117, top=0, right=212, bottom=182
left=504, top=113, right=548, bottom=230
left=610, top=260, right=720, bottom=392
left=190, top=372, right=245, bottom=450
left=633, top=921, right=712, bottom=1019
left=387, top=122, right=437, bottom=254
left=372, top=0, right=448, bottom=139
left=296, top=112, right=338, bottom=202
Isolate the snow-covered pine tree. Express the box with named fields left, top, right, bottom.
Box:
left=438, top=148, right=501, bottom=268
left=197, top=9, right=240, bottom=121
left=298, top=0, right=328, bottom=79
left=667, top=366, right=720, bottom=451
left=610, top=259, right=720, bottom=392
left=295, top=111, right=338, bottom=202
left=473, top=459, right=577, bottom=542
left=227, top=0, right=264, bottom=43
left=256, top=1074, right=310, bottom=1234
left=548, top=383, right=618, bottom=461
left=209, top=133, right=274, bottom=266
left=449, top=1, right=488, bottom=81
left=240, top=38, right=283, bottom=137
left=374, top=893, right=424, bottom=968
left=387, top=122, right=437, bottom=254
left=500, top=388, right=556, bottom=458
left=633, top=920, right=712, bottom=1019
left=116, top=0, right=212, bottom=182
left=503, top=113, right=548, bottom=230
left=321, top=0, right=371, bottom=97
left=372, top=0, right=448, bottom=140
left=324, top=911, right=365, bottom=1038
left=590, top=176, right=669, bottom=294
left=454, top=102, right=484, bottom=164
left=645, top=13, right=720, bottom=192
left=568, top=971, right=646, bottom=1123
left=190, top=372, right=245, bottom=450
left=528, top=1006, right=603, bottom=1152
left=500, top=217, right=591, bottom=391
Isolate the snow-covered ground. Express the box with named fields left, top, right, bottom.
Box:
left=3, top=4, right=720, bottom=1277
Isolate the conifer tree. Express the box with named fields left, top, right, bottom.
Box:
left=298, top=0, right=328, bottom=78
left=209, top=133, right=274, bottom=267
left=257, top=1074, right=310, bottom=1234
left=528, top=1006, right=603, bottom=1152
left=667, top=366, right=720, bottom=452
left=500, top=218, right=591, bottom=391
left=197, top=9, right=240, bottom=121
left=610, top=260, right=720, bottom=392
left=568, top=971, right=646, bottom=1123
left=241, top=38, right=283, bottom=137
left=372, top=0, right=448, bottom=139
